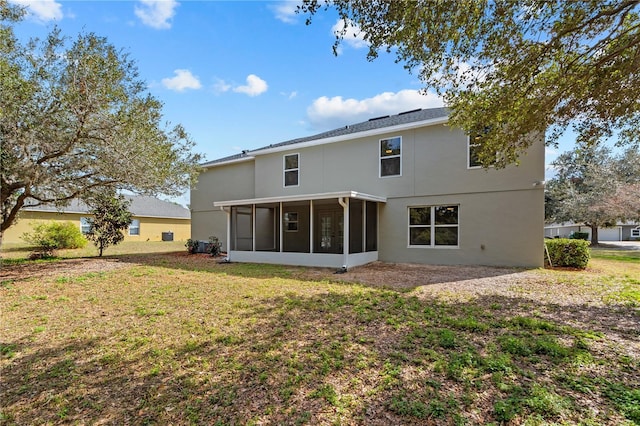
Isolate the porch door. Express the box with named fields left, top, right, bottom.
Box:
left=315, top=209, right=344, bottom=254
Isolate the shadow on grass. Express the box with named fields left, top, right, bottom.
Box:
left=2, top=290, right=638, bottom=425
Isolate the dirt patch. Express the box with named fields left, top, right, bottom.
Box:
left=0, top=257, right=129, bottom=282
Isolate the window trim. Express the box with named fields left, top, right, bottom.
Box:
left=284, top=211, right=299, bottom=232
left=467, top=135, right=483, bottom=169
left=129, top=218, right=140, bottom=236
left=80, top=217, right=93, bottom=235
left=407, top=205, right=460, bottom=248
left=632, top=227, right=640, bottom=238
left=379, top=136, right=402, bottom=178
left=283, top=153, right=300, bottom=188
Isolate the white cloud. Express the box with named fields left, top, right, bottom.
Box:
left=10, top=0, right=63, bottom=22
left=307, top=89, right=444, bottom=131
left=134, top=0, right=178, bottom=30
left=213, top=78, right=232, bottom=94
left=161, top=69, right=201, bottom=92
left=281, top=91, right=298, bottom=100
left=233, top=74, right=268, bottom=97
left=331, top=19, right=368, bottom=51
left=270, top=1, right=299, bottom=24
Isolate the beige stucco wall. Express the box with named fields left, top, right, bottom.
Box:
left=192, top=122, right=545, bottom=267
left=190, top=160, right=255, bottom=246
left=2, top=211, right=190, bottom=244
left=379, top=189, right=545, bottom=267
left=253, top=125, right=544, bottom=199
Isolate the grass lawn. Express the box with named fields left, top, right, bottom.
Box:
left=1, top=243, right=639, bottom=425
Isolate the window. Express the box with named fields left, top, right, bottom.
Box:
left=632, top=228, right=640, bottom=238
left=380, top=136, right=401, bottom=177
left=129, top=219, right=140, bottom=236
left=409, top=205, right=459, bottom=247
left=468, top=136, right=483, bottom=168
left=284, top=153, right=299, bottom=187
left=284, top=212, right=298, bottom=232
left=80, top=217, right=93, bottom=235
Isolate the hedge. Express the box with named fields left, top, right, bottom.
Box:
left=545, top=238, right=590, bottom=269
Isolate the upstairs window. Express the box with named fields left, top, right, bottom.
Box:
left=409, top=205, right=459, bottom=247
left=284, top=153, right=299, bottom=187
left=468, top=136, right=483, bottom=168
left=380, top=136, right=401, bottom=177
left=129, top=219, right=140, bottom=236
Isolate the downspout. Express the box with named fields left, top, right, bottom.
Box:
left=219, top=206, right=231, bottom=261
left=338, top=197, right=349, bottom=271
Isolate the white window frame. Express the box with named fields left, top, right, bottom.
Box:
left=80, top=217, right=93, bottom=235
left=283, top=153, right=300, bottom=187
left=632, top=227, right=640, bottom=238
left=129, top=219, right=140, bottom=236
left=467, top=135, right=482, bottom=169
left=283, top=212, right=299, bottom=232
left=379, top=136, right=402, bottom=178
left=408, top=205, right=459, bottom=248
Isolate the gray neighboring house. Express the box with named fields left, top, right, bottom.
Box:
left=191, top=108, right=545, bottom=268
left=545, top=222, right=640, bottom=241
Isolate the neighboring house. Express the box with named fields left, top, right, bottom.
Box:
left=191, top=108, right=545, bottom=268
left=545, top=222, right=640, bottom=241
left=3, top=195, right=190, bottom=244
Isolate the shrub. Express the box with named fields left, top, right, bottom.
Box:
left=22, top=222, right=87, bottom=257
left=208, top=236, right=222, bottom=256
left=569, top=231, right=589, bottom=240
left=545, top=238, right=590, bottom=269
left=185, top=239, right=198, bottom=254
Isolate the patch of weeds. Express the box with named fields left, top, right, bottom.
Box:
left=210, top=385, right=238, bottom=408
left=0, top=343, right=17, bottom=359
left=388, top=393, right=428, bottom=419
left=445, top=316, right=489, bottom=332
left=603, top=381, right=640, bottom=423
left=57, top=296, right=70, bottom=302
left=33, top=295, right=48, bottom=300
left=55, top=276, right=73, bottom=284
left=485, top=353, right=513, bottom=373
left=1, top=279, right=15, bottom=288
left=33, top=325, right=46, bottom=333
left=531, top=335, right=571, bottom=360
left=380, top=361, right=402, bottom=389
left=523, top=384, right=573, bottom=418
left=498, top=335, right=532, bottom=356
left=438, top=328, right=458, bottom=349
left=494, top=396, right=523, bottom=423
left=510, top=316, right=559, bottom=332
left=310, top=384, right=338, bottom=406
left=294, top=410, right=312, bottom=425
left=444, top=349, right=482, bottom=381
left=214, top=334, right=244, bottom=346
left=98, top=353, right=120, bottom=365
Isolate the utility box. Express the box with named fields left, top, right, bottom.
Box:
left=161, top=232, right=174, bottom=241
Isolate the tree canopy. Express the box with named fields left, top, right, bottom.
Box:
left=300, top=0, right=640, bottom=167
left=0, top=2, right=201, bottom=240
left=545, top=145, right=640, bottom=244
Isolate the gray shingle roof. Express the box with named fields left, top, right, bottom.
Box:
left=202, top=107, right=449, bottom=167
left=23, top=195, right=190, bottom=219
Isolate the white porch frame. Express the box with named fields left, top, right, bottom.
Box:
left=214, top=191, right=386, bottom=269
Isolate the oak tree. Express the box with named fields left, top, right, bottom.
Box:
left=545, top=145, right=640, bottom=244
left=300, top=0, right=640, bottom=167
left=0, top=2, right=201, bottom=245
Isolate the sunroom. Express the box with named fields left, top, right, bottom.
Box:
left=213, top=191, right=385, bottom=269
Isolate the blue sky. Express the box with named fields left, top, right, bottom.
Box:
left=11, top=0, right=565, bottom=206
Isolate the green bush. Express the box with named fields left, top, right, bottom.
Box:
left=545, top=238, right=590, bottom=269
left=569, top=231, right=589, bottom=240
left=22, top=221, right=87, bottom=255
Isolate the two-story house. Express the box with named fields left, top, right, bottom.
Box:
left=191, top=108, right=545, bottom=268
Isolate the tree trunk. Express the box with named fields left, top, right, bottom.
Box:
left=590, top=225, right=599, bottom=245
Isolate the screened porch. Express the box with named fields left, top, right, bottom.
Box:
left=213, top=191, right=385, bottom=269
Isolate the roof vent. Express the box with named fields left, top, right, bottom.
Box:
left=398, top=108, right=422, bottom=115
left=368, top=115, right=390, bottom=121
